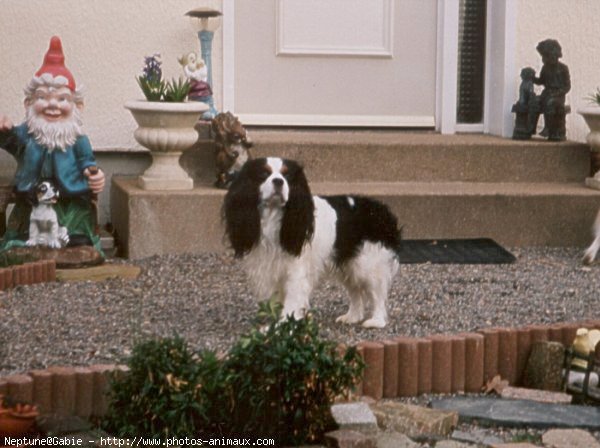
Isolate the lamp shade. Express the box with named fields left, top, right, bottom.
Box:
left=185, top=7, right=222, bottom=32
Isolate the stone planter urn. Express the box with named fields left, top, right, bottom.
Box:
left=125, top=100, right=208, bottom=190
left=579, top=106, right=600, bottom=189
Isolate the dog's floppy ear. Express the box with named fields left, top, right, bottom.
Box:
left=280, top=160, right=314, bottom=256
left=223, top=160, right=262, bottom=257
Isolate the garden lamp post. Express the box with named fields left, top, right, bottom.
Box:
left=186, top=7, right=222, bottom=120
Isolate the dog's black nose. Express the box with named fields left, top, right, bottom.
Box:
left=272, top=178, right=284, bottom=188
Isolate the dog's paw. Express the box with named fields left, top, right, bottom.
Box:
left=25, top=239, right=37, bottom=247
left=582, top=250, right=596, bottom=265
left=336, top=313, right=363, bottom=325
left=361, top=318, right=386, bottom=329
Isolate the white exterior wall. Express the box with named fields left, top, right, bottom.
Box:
left=0, top=1, right=597, bottom=147
left=0, top=0, right=223, bottom=152
left=516, top=0, right=600, bottom=143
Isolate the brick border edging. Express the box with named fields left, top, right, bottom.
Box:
left=0, top=364, right=128, bottom=419
left=0, top=259, right=56, bottom=290
left=1, top=320, right=599, bottom=419
left=353, top=319, right=600, bottom=400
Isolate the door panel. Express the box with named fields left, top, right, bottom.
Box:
left=232, top=0, right=437, bottom=126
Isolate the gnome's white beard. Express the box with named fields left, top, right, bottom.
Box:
left=25, top=106, right=83, bottom=152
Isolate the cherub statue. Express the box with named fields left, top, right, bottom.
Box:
left=178, top=51, right=217, bottom=119
left=0, top=36, right=105, bottom=255
left=533, top=39, right=571, bottom=141
left=512, top=67, right=539, bottom=140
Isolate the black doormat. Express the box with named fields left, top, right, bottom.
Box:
left=398, top=238, right=516, bottom=264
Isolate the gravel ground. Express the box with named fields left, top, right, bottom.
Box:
left=1, top=246, right=599, bottom=376
left=1, top=247, right=600, bottom=445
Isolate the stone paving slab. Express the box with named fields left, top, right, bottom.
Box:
left=542, top=428, right=600, bottom=448
left=431, top=396, right=600, bottom=430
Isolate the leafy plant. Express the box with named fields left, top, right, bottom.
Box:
left=163, top=77, right=191, bottom=102
left=586, top=87, right=600, bottom=106
left=104, top=304, right=364, bottom=445
left=136, top=54, right=190, bottom=102
left=222, top=303, right=364, bottom=445
left=102, top=336, right=223, bottom=439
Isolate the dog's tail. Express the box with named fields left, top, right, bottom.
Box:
left=583, top=210, right=600, bottom=265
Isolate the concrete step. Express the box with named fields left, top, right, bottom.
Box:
left=237, top=131, right=590, bottom=183
left=111, top=178, right=600, bottom=259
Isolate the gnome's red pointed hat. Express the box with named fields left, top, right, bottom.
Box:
left=34, top=36, right=76, bottom=91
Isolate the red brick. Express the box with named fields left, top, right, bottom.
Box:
left=91, top=364, right=116, bottom=417
left=4, top=267, right=13, bottom=289
left=451, top=335, right=466, bottom=393
left=479, top=328, right=499, bottom=382
left=355, top=345, right=364, bottom=396
left=41, top=260, right=49, bottom=282
left=528, top=325, right=549, bottom=344
left=12, top=265, right=22, bottom=286
left=382, top=340, right=399, bottom=398
left=5, top=374, right=34, bottom=404
left=461, top=332, right=484, bottom=393
left=429, top=335, right=453, bottom=394
left=498, top=328, right=518, bottom=385
left=48, top=366, right=77, bottom=415
left=74, top=367, right=94, bottom=419
left=396, top=337, right=418, bottom=397
left=357, top=341, right=384, bottom=400
left=32, top=262, right=43, bottom=284
left=25, top=263, right=33, bottom=285
left=47, top=260, right=56, bottom=282
left=516, top=328, right=532, bottom=386
left=416, top=338, right=433, bottom=395
left=548, top=325, right=564, bottom=343
left=561, top=322, right=580, bottom=347
left=29, top=369, right=54, bottom=414
left=0, top=268, right=5, bottom=290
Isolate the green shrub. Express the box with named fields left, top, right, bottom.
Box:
left=222, top=303, right=364, bottom=445
left=102, top=336, right=223, bottom=439
left=104, top=303, right=364, bottom=445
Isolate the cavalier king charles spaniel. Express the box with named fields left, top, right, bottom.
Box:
left=583, top=209, right=600, bottom=264
left=223, top=157, right=401, bottom=328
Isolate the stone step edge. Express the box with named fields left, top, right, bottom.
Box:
left=0, top=259, right=56, bottom=291
left=1, top=320, right=599, bottom=419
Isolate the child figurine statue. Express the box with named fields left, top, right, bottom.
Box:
left=512, top=67, right=539, bottom=140
left=533, top=39, right=571, bottom=141
left=0, top=36, right=105, bottom=258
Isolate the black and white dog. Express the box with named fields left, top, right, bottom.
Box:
left=223, top=157, right=401, bottom=328
left=26, top=181, right=69, bottom=249
left=583, top=210, right=600, bottom=264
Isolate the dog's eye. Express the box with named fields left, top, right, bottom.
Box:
left=40, top=185, right=47, bottom=193
left=256, top=169, right=270, bottom=182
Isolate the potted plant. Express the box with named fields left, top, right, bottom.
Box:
left=0, top=395, right=39, bottom=437
left=125, top=55, right=208, bottom=190
left=579, top=88, right=600, bottom=188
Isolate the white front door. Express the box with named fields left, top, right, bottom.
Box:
left=223, top=0, right=438, bottom=127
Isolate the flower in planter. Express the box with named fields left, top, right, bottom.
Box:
left=136, top=54, right=191, bottom=102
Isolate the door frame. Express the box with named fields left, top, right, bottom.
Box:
left=222, top=0, right=516, bottom=136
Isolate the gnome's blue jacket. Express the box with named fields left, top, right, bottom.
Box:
left=0, top=123, right=96, bottom=197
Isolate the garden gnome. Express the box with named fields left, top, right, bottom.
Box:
left=512, top=67, right=539, bottom=139
left=533, top=39, right=571, bottom=141
left=0, top=36, right=105, bottom=255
